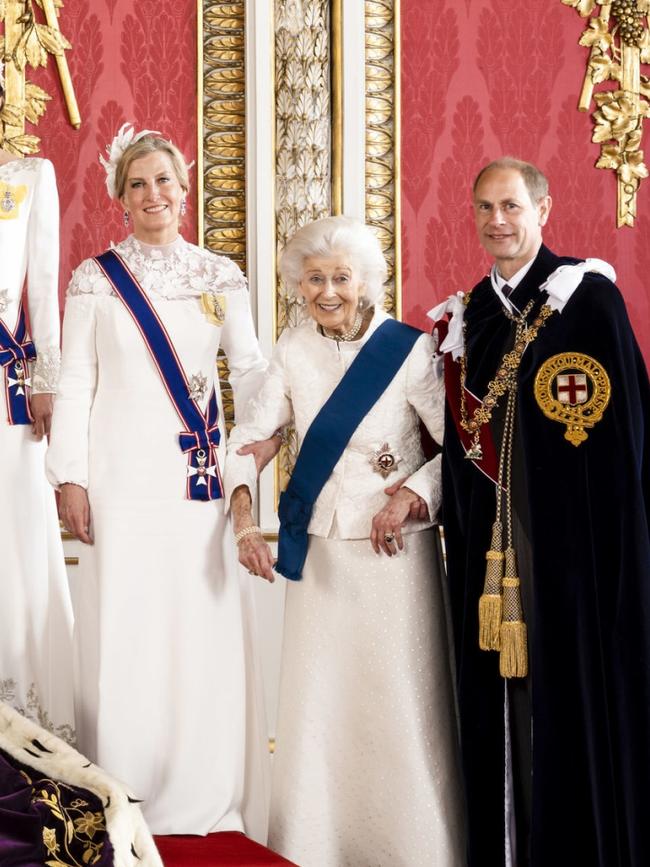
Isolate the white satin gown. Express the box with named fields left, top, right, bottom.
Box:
left=46, top=235, right=270, bottom=837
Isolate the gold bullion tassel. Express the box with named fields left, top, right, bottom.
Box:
left=499, top=547, right=528, bottom=678
left=478, top=520, right=505, bottom=651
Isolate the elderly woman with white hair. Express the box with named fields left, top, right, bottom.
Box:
left=46, top=126, right=275, bottom=839
left=225, top=216, right=465, bottom=866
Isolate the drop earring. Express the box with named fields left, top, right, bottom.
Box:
left=123, top=210, right=130, bottom=227
left=180, top=198, right=187, bottom=217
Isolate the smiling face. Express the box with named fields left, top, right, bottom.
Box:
left=298, top=252, right=365, bottom=334
left=120, top=150, right=185, bottom=245
left=473, top=167, right=552, bottom=280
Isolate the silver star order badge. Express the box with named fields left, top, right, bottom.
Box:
left=369, top=442, right=402, bottom=478
left=0, top=289, right=9, bottom=314
left=188, top=372, right=208, bottom=402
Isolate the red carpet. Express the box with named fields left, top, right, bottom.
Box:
left=154, top=832, right=299, bottom=866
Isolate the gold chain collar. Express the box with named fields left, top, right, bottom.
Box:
left=459, top=294, right=555, bottom=460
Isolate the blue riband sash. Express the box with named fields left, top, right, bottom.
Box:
left=95, top=250, right=223, bottom=501
left=0, top=301, right=36, bottom=425
left=276, top=318, right=422, bottom=581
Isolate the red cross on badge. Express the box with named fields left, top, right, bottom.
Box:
left=556, top=373, right=588, bottom=405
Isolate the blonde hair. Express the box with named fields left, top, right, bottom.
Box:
left=280, top=216, right=387, bottom=306
left=115, top=135, right=189, bottom=199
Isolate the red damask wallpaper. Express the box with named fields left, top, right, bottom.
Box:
left=29, top=0, right=198, bottom=303
left=401, top=0, right=650, bottom=363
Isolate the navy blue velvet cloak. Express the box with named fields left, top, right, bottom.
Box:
left=442, top=245, right=650, bottom=866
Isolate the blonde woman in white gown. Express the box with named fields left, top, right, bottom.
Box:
left=0, top=68, right=74, bottom=742
left=47, top=126, right=274, bottom=837
left=226, top=217, right=465, bottom=867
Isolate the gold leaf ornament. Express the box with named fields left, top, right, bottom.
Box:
left=562, top=0, right=597, bottom=15
left=579, top=16, right=613, bottom=48
left=42, top=827, right=58, bottom=856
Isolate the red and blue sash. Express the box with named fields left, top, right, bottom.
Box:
left=95, top=249, right=223, bottom=502
left=0, top=301, right=36, bottom=425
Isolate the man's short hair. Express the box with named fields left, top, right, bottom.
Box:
left=473, top=157, right=549, bottom=204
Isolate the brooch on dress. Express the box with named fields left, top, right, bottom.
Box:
left=188, top=372, right=208, bottom=402
left=0, top=183, right=27, bottom=220
left=200, top=292, right=227, bottom=326
left=369, top=442, right=402, bottom=478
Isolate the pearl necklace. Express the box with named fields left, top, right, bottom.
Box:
left=321, top=309, right=364, bottom=342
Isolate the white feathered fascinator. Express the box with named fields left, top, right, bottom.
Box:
left=99, top=122, right=160, bottom=199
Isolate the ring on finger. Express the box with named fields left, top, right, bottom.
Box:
left=384, top=532, right=395, bottom=544
left=248, top=569, right=258, bottom=577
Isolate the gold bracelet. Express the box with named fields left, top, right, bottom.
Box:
left=234, top=525, right=262, bottom=545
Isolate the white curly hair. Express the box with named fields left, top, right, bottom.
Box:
left=279, top=216, right=388, bottom=306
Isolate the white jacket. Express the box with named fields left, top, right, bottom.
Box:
left=225, top=308, right=445, bottom=540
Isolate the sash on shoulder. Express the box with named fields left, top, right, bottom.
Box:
left=276, top=318, right=422, bottom=581
left=0, top=301, right=36, bottom=425
left=95, top=249, right=223, bottom=502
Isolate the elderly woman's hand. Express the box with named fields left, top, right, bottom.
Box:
left=59, top=483, right=93, bottom=544
left=370, top=486, right=421, bottom=556
left=231, top=484, right=275, bottom=582
left=238, top=532, right=276, bottom=583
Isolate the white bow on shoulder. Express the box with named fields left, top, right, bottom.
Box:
left=427, top=292, right=467, bottom=360
left=540, top=258, right=616, bottom=313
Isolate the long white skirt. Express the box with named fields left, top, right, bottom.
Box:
left=269, top=529, right=465, bottom=867
left=0, top=424, right=74, bottom=742
left=74, top=494, right=270, bottom=839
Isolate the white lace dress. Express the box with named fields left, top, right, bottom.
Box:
left=0, top=156, right=74, bottom=742
left=46, top=235, right=270, bottom=838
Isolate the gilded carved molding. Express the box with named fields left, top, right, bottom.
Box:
left=365, top=0, right=400, bottom=317
left=275, top=0, right=331, bottom=490
left=563, top=0, right=650, bottom=227
left=0, top=0, right=78, bottom=154
left=202, top=1, right=246, bottom=266
left=201, top=1, right=247, bottom=429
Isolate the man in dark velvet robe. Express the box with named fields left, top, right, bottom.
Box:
left=438, top=158, right=650, bottom=867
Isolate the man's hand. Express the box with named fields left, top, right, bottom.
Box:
left=59, top=483, right=93, bottom=544
left=237, top=434, right=282, bottom=474
left=30, top=393, right=53, bottom=440
left=384, top=476, right=429, bottom=522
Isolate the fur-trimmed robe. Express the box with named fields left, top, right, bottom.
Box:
left=0, top=702, right=162, bottom=867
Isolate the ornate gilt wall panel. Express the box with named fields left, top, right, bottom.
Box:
left=0, top=0, right=78, bottom=154
left=365, top=0, right=400, bottom=318
left=274, top=0, right=332, bottom=490
left=563, top=0, right=650, bottom=227
left=274, top=0, right=331, bottom=333
left=201, top=1, right=247, bottom=265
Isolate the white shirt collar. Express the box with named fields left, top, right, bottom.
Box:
left=490, top=256, right=536, bottom=312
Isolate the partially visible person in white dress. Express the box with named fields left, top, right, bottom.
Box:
left=0, top=65, right=74, bottom=743
left=225, top=216, right=465, bottom=866
left=46, top=125, right=274, bottom=839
